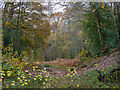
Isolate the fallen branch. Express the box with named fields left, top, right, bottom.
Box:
left=96, top=67, right=120, bottom=82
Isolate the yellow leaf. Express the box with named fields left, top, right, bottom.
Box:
left=22, top=24, right=24, bottom=27
left=69, top=2, right=74, bottom=4
left=71, top=2, right=74, bottom=4
left=12, top=25, right=16, bottom=28
left=37, top=62, right=39, bottom=64
left=93, top=9, right=96, bottom=12
left=102, top=5, right=104, bottom=9
left=102, top=1, right=104, bottom=4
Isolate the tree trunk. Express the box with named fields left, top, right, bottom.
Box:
left=90, top=2, right=104, bottom=49
left=33, top=48, right=37, bottom=61
left=43, top=48, right=47, bottom=61
left=116, top=3, right=120, bottom=50
left=95, top=13, right=104, bottom=49
left=9, top=3, right=15, bottom=53
left=2, top=2, right=8, bottom=54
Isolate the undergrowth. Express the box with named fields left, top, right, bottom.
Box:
left=1, top=45, right=120, bottom=88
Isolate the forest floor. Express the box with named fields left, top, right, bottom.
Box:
left=26, top=50, right=120, bottom=78
left=2, top=50, right=120, bottom=88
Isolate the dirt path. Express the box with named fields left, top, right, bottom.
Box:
left=26, top=51, right=119, bottom=77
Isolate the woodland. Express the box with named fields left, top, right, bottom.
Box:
left=1, top=2, right=120, bottom=88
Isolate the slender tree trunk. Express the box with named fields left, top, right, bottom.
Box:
left=17, top=3, right=20, bottom=52
left=17, top=2, right=23, bottom=56
left=2, top=2, right=8, bottom=54
left=116, top=3, right=120, bottom=50
left=113, top=2, right=120, bottom=50
left=90, top=2, right=104, bottom=49
left=94, top=13, right=104, bottom=48
left=43, top=48, right=47, bottom=61
left=9, top=2, right=14, bottom=53
left=33, top=48, right=37, bottom=61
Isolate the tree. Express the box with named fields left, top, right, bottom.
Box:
left=2, top=2, right=51, bottom=61
left=81, top=2, right=119, bottom=54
